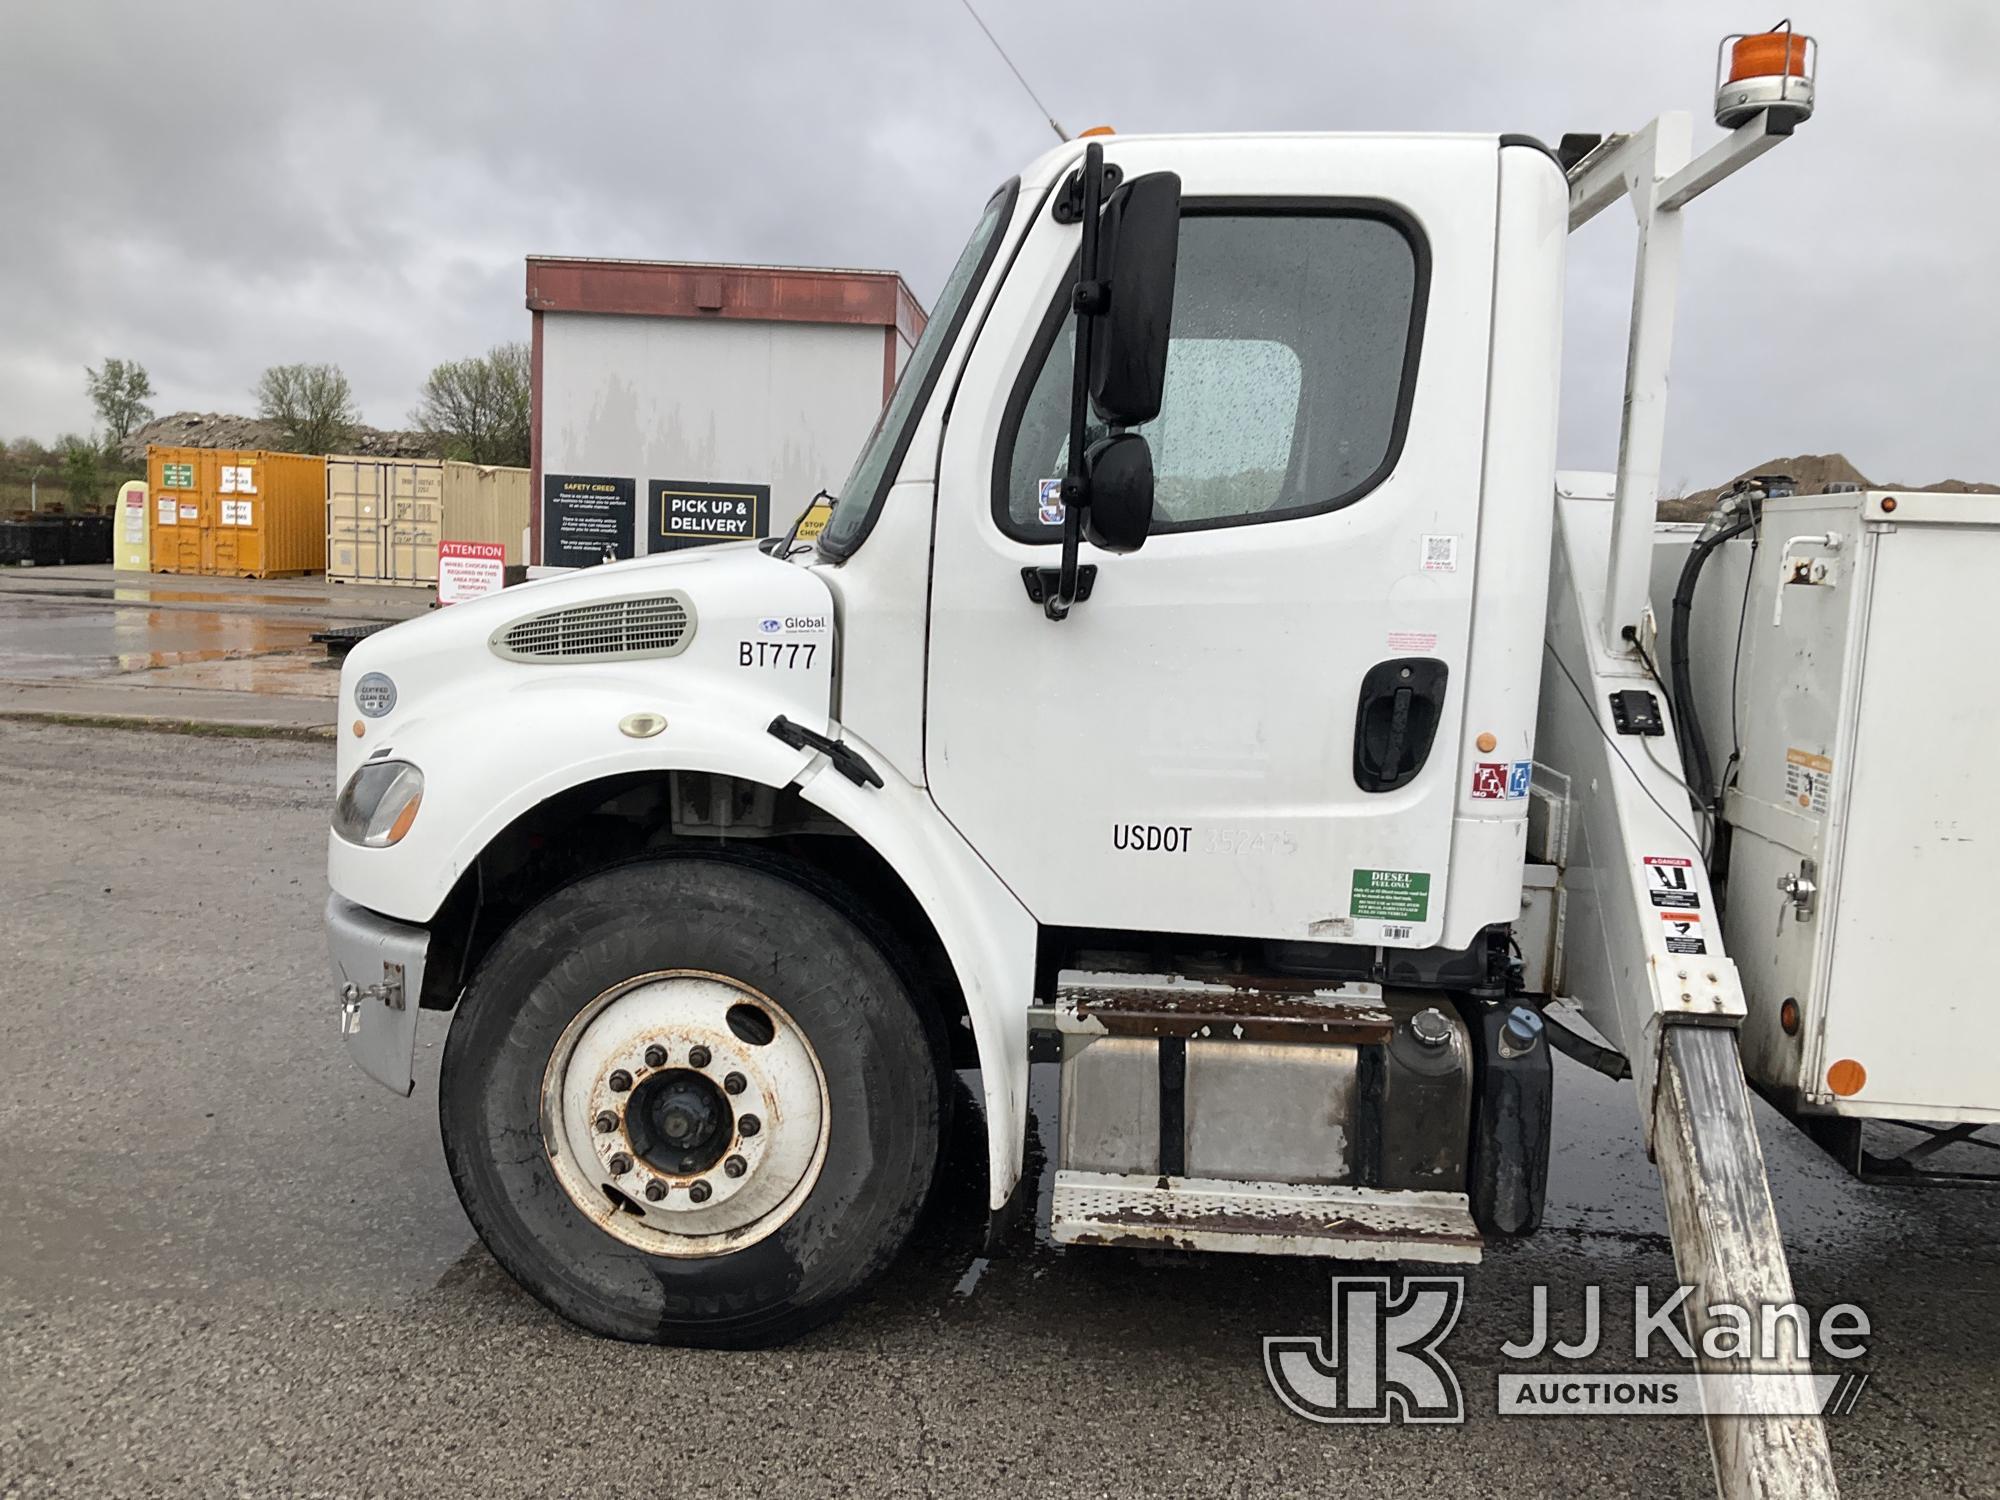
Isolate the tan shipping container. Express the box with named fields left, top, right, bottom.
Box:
left=148, top=447, right=327, bottom=577
left=328, top=458, right=528, bottom=586
left=440, top=461, right=531, bottom=564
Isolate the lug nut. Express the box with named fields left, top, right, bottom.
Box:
left=724, top=1071, right=747, bottom=1095
left=723, top=1155, right=747, bottom=1178
left=644, top=1044, right=667, bottom=1069
left=688, top=1180, right=712, bottom=1203
left=594, top=1111, right=618, bottom=1133
left=688, top=1045, right=712, bottom=1069
left=738, top=1115, right=761, bottom=1138
left=608, top=1153, right=633, bottom=1176
left=644, top=1180, right=668, bottom=1202
left=608, top=1069, right=633, bottom=1093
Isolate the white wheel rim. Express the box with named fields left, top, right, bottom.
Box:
left=540, top=970, right=829, bottom=1258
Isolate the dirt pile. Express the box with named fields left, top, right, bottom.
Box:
left=120, top=412, right=439, bottom=464
left=1663, top=452, right=1998, bottom=519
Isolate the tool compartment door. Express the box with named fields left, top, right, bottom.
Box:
left=1816, top=519, right=2000, bottom=1117
left=925, top=137, right=1497, bottom=945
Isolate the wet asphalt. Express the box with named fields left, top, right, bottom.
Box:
left=1, top=719, right=1995, bottom=1498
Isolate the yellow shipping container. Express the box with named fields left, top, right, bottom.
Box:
left=147, top=446, right=206, bottom=573
left=148, top=447, right=327, bottom=577
left=327, top=458, right=529, bottom=586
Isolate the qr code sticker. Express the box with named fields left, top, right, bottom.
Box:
left=1421, top=534, right=1458, bottom=573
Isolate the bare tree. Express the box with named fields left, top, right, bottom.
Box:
left=255, top=363, right=360, bottom=455
left=84, top=358, right=156, bottom=442
left=411, top=342, right=531, bottom=466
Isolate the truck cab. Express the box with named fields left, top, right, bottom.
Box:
left=328, top=130, right=1572, bottom=1344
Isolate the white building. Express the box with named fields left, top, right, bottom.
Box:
left=527, top=257, right=924, bottom=566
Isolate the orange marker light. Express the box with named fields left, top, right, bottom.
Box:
left=1779, top=997, right=1800, bottom=1035
left=352, top=720, right=366, bottom=738
left=1827, top=1058, right=1866, bottom=1097
left=1728, top=31, right=1809, bottom=83
left=387, top=792, right=423, bottom=846
left=1476, top=732, right=1497, bottom=753
left=1880, top=496, right=1898, bottom=513
left=1078, top=124, right=1116, bottom=137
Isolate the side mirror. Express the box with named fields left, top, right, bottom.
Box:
left=1081, top=433, right=1153, bottom=553
left=1090, top=172, right=1181, bottom=427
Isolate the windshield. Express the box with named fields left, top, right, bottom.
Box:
left=817, top=179, right=1021, bottom=559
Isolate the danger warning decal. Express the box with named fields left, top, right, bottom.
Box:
left=1643, top=854, right=1701, bottom=910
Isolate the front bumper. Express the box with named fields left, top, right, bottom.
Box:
left=327, top=894, right=431, bottom=1095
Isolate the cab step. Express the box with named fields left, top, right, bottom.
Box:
left=1050, top=1169, right=1483, bottom=1262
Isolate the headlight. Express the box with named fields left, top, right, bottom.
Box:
left=333, top=761, right=424, bottom=848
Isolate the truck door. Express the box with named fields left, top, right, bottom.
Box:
left=925, top=138, right=1499, bottom=948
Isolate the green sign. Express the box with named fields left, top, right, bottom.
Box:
left=1350, top=868, right=1431, bottom=924
left=162, top=463, right=195, bottom=489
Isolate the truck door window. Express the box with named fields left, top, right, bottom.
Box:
left=996, top=205, right=1428, bottom=539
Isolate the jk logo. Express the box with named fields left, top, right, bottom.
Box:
left=1265, top=1277, right=1465, bottom=1424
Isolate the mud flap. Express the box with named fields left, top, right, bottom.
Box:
left=326, top=894, right=430, bottom=1096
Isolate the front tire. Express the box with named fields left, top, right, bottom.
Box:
left=440, top=854, right=943, bottom=1346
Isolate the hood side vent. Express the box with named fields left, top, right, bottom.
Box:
left=491, top=592, right=697, bottom=663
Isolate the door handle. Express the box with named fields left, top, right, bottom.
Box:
left=1353, top=658, right=1448, bottom=793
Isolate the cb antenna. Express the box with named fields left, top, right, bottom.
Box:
left=957, top=0, right=1069, bottom=143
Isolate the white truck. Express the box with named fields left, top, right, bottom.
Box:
left=327, top=28, right=1993, bottom=1496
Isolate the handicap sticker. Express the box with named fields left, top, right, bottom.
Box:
left=1038, top=477, right=1065, bottom=526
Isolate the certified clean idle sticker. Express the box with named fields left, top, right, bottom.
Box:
left=354, top=672, right=397, bottom=718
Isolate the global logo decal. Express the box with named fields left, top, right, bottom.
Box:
left=759, top=617, right=783, bottom=634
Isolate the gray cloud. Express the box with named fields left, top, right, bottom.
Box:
left=3, top=0, right=1994, bottom=485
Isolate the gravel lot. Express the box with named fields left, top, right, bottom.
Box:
left=2, top=719, right=1995, bottom=1498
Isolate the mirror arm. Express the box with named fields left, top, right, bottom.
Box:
left=1046, top=140, right=1106, bottom=623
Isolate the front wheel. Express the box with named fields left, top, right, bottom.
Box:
left=440, top=854, right=944, bottom=1346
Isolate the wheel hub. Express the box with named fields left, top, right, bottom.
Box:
left=540, top=971, right=829, bottom=1258
left=625, top=1068, right=730, bottom=1175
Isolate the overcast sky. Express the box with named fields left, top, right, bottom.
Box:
left=4, top=0, right=1995, bottom=487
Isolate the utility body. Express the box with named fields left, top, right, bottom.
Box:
left=326, top=30, right=1986, bottom=1498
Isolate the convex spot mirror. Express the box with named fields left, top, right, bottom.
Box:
left=1082, top=433, right=1153, bottom=554
left=1089, top=172, right=1182, bottom=428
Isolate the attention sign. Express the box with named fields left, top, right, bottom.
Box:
left=648, top=480, right=771, bottom=552
left=437, top=540, right=506, bottom=604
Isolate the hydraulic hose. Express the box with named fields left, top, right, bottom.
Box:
left=1668, top=510, right=1757, bottom=815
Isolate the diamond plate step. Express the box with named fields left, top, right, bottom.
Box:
left=1050, top=1170, right=1482, bottom=1263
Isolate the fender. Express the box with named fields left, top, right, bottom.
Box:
left=791, top=724, right=1038, bottom=1213
left=329, top=543, right=835, bottom=921
left=327, top=671, right=822, bottom=922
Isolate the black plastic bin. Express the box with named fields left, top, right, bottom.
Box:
left=0, top=515, right=112, bottom=566
left=59, top=514, right=112, bottom=564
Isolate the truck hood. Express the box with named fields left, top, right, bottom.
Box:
left=333, top=543, right=836, bottom=789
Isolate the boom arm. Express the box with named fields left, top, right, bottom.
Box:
left=1568, top=107, right=1797, bottom=657
left=1540, top=98, right=1839, bottom=1500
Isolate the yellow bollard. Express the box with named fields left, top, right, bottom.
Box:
left=114, top=479, right=151, bottom=572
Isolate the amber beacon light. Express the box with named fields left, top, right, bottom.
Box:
left=1715, top=21, right=1817, bottom=129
